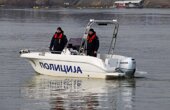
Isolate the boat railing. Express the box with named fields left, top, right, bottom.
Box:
left=20, top=48, right=60, bottom=54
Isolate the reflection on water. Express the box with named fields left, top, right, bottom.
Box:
left=21, top=75, right=136, bottom=110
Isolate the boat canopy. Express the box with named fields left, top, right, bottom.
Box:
left=64, top=19, right=119, bottom=56
left=81, top=19, right=119, bottom=55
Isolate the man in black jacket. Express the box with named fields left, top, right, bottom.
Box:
left=50, top=27, right=68, bottom=54
left=86, top=28, right=99, bottom=57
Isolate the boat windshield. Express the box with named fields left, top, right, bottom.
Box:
left=66, top=38, right=82, bottom=51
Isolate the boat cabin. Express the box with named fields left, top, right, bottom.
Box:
left=114, top=0, right=144, bottom=8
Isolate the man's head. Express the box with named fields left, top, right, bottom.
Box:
left=56, top=27, right=63, bottom=34
left=88, top=28, right=95, bottom=36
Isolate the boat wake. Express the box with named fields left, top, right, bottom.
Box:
left=134, top=70, right=148, bottom=78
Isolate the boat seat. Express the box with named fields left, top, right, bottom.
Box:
left=69, top=48, right=79, bottom=55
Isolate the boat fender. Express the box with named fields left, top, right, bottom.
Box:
left=19, top=49, right=30, bottom=54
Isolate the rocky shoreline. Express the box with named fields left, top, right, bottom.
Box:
left=0, top=0, right=170, bottom=8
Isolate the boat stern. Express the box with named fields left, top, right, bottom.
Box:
left=118, top=57, right=136, bottom=78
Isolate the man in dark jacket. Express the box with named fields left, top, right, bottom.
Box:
left=86, top=28, right=99, bottom=57
left=50, top=27, right=68, bottom=54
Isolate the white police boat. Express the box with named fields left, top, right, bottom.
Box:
left=20, top=19, right=136, bottom=79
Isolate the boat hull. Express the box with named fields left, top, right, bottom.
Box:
left=20, top=52, right=135, bottom=79
left=27, top=58, right=125, bottom=79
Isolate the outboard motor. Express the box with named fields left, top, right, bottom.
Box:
left=119, top=58, right=136, bottom=78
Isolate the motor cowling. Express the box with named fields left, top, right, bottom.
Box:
left=119, top=58, right=136, bottom=77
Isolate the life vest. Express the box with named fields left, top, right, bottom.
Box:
left=54, top=33, right=63, bottom=39
left=87, top=34, right=96, bottom=43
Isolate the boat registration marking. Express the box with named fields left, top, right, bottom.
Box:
left=39, top=62, right=82, bottom=74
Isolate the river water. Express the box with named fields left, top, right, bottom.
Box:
left=0, top=8, right=170, bottom=110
